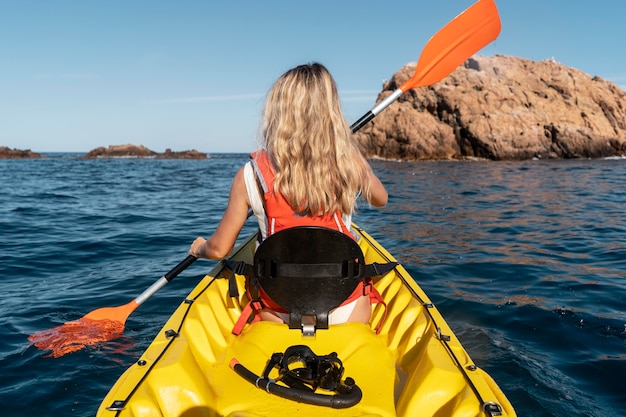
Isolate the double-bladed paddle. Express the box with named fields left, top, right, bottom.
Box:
left=29, top=0, right=501, bottom=358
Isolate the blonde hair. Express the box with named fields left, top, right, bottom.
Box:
left=262, top=63, right=371, bottom=216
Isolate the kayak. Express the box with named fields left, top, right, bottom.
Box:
left=96, top=224, right=516, bottom=417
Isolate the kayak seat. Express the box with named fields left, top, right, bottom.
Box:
left=253, top=226, right=367, bottom=334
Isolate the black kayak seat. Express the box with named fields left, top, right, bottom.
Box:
left=253, top=227, right=367, bottom=334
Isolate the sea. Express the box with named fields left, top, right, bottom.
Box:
left=1, top=153, right=624, bottom=417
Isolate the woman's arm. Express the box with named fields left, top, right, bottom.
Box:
left=365, top=167, right=388, bottom=207
left=189, top=167, right=250, bottom=259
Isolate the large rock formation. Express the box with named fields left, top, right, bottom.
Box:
left=0, top=146, right=43, bottom=159
left=355, top=55, right=626, bottom=160
left=84, top=144, right=207, bottom=159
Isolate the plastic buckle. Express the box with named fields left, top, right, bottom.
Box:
left=482, top=401, right=503, bottom=416
left=362, top=280, right=373, bottom=296
left=301, top=316, right=317, bottom=336
left=232, top=261, right=249, bottom=276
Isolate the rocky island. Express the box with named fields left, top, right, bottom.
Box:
left=83, top=144, right=207, bottom=159
left=355, top=54, right=626, bottom=160
left=0, top=147, right=44, bottom=159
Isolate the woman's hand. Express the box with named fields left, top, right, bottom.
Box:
left=189, top=237, right=207, bottom=258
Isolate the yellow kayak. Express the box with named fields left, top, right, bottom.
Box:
left=97, top=225, right=516, bottom=417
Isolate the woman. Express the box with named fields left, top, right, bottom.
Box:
left=189, top=63, right=387, bottom=325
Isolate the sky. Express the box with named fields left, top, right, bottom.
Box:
left=2, top=0, right=625, bottom=154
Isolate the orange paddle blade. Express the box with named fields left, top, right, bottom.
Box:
left=83, top=299, right=139, bottom=323
left=28, top=300, right=138, bottom=358
left=28, top=318, right=125, bottom=358
left=400, top=0, right=501, bottom=92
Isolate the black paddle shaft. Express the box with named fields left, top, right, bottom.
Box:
left=164, top=255, right=197, bottom=282
left=350, top=111, right=375, bottom=133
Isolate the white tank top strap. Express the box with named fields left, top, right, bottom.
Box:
left=243, top=161, right=268, bottom=240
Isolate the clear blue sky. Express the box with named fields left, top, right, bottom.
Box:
left=2, top=1, right=624, bottom=153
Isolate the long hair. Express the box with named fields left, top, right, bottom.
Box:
left=262, top=63, right=371, bottom=216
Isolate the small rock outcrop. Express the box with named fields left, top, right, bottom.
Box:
left=0, top=146, right=43, bottom=159
left=84, top=144, right=207, bottom=159
left=84, top=144, right=157, bottom=158
left=160, top=148, right=208, bottom=159
left=355, top=55, right=626, bottom=160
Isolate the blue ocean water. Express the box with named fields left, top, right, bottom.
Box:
left=1, top=153, right=624, bottom=416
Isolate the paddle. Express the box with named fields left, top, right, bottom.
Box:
left=350, top=0, right=501, bottom=133
left=29, top=255, right=197, bottom=358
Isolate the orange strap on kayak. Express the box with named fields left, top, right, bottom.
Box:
left=232, top=299, right=262, bottom=336
left=363, top=280, right=387, bottom=335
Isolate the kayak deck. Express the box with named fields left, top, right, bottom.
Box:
left=97, top=225, right=515, bottom=416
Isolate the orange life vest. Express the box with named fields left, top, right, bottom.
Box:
left=250, top=149, right=351, bottom=237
